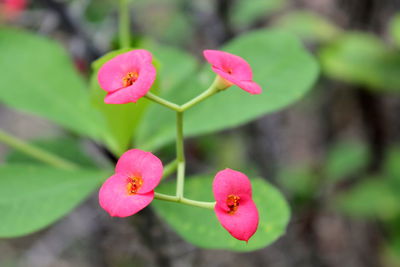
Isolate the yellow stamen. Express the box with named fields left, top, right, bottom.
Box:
left=126, top=176, right=143, bottom=195
left=122, top=72, right=138, bottom=87
left=226, top=194, right=240, bottom=215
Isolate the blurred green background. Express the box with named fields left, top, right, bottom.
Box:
left=1, top=0, right=400, bottom=266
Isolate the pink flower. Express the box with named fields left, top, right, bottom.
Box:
left=203, top=50, right=262, bottom=95
left=99, top=149, right=163, bottom=217
left=213, top=168, right=259, bottom=241
left=97, top=49, right=156, bottom=104
left=0, top=0, right=27, bottom=20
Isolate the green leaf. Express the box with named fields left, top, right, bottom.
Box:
left=273, top=10, right=341, bottom=43
left=0, top=28, right=107, bottom=141
left=325, top=141, right=370, bottom=182
left=137, top=29, right=319, bottom=150
left=319, top=32, right=400, bottom=91
left=389, top=13, right=400, bottom=48
left=5, top=137, right=99, bottom=168
left=0, top=165, right=109, bottom=237
left=149, top=44, right=198, bottom=94
left=153, top=175, right=290, bottom=251
left=231, top=0, right=287, bottom=29
left=335, top=178, right=400, bottom=220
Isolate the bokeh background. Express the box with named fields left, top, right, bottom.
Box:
left=1, top=0, right=400, bottom=266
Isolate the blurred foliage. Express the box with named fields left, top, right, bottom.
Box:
left=325, top=141, right=370, bottom=183
left=335, top=146, right=400, bottom=220
left=85, top=0, right=114, bottom=22
left=231, top=0, right=287, bottom=30
left=214, top=133, right=247, bottom=171
left=273, top=10, right=341, bottom=43
left=131, top=0, right=193, bottom=46
left=383, top=239, right=400, bottom=267
left=154, top=175, right=290, bottom=251
left=335, top=177, right=399, bottom=220
left=389, top=14, right=400, bottom=48
left=278, top=166, right=318, bottom=204
left=384, top=146, right=400, bottom=183
left=278, top=140, right=373, bottom=211
left=319, top=33, right=400, bottom=91
left=273, top=11, right=400, bottom=92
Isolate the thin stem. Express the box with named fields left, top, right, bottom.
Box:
left=154, top=192, right=178, bottom=202
left=176, top=111, right=185, bottom=199
left=154, top=192, right=215, bottom=210
left=145, top=76, right=223, bottom=112
left=180, top=198, right=215, bottom=209
left=118, top=0, right=130, bottom=49
left=145, top=92, right=181, bottom=112
left=180, top=76, right=221, bottom=111
left=0, top=129, right=78, bottom=170
left=163, top=159, right=178, bottom=178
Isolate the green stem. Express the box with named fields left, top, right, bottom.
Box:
left=145, top=92, right=181, bottom=111
left=180, top=76, right=221, bottom=111
left=163, top=159, right=178, bottom=178
left=0, top=129, right=78, bottom=170
left=154, top=192, right=215, bottom=209
left=176, top=111, right=185, bottom=199
left=118, top=0, right=130, bottom=49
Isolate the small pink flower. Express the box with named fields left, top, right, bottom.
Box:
left=1, top=0, right=27, bottom=20
left=203, top=50, right=262, bottom=94
left=97, top=49, right=156, bottom=104
left=213, top=168, right=259, bottom=241
left=99, top=149, right=163, bottom=217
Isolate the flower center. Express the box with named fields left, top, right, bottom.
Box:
left=122, top=72, right=138, bottom=87
left=224, top=67, right=233, bottom=75
left=126, top=176, right=143, bottom=195
left=226, top=194, right=240, bottom=215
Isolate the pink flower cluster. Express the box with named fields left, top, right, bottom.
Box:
left=99, top=150, right=259, bottom=242
left=97, top=49, right=262, bottom=242
left=97, top=49, right=261, bottom=105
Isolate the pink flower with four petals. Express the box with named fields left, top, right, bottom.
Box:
left=203, top=50, right=262, bottom=95
left=99, top=149, right=163, bottom=217
left=213, top=168, right=259, bottom=241
left=97, top=49, right=156, bottom=104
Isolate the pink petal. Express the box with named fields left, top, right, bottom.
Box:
left=203, top=50, right=253, bottom=81
left=213, top=169, right=253, bottom=205
left=104, top=64, right=156, bottom=104
left=97, top=49, right=154, bottom=94
left=99, top=173, right=154, bottom=217
left=115, top=149, right=163, bottom=194
left=236, top=80, right=262, bottom=95
left=215, top=199, right=259, bottom=241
